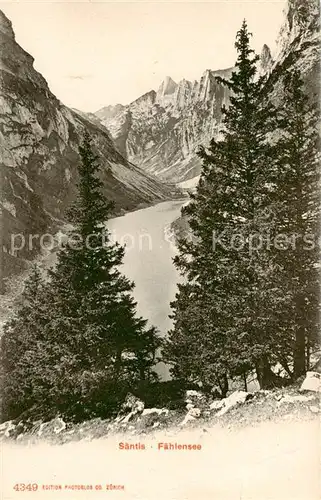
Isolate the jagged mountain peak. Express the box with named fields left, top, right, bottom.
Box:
left=260, top=44, right=273, bottom=72
left=261, top=44, right=272, bottom=57
left=157, top=76, right=177, bottom=98
left=133, top=89, right=156, bottom=105
left=275, top=0, right=320, bottom=61
left=286, top=0, right=319, bottom=30
left=0, top=9, right=15, bottom=39
left=97, top=66, right=232, bottom=182
left=178, top=78, right=192, bottom=87
left=95, top=0, right=319, bottom=185
left=0, top=9, right=49, bottom=89
left=0, top=9, right=174, bottom=277
left=95, top=103, right=125, bottom=121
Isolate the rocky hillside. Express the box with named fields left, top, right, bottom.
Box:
left=95, top=47, right=275, bottom=185
left=269, top=0, right=320, bottom=102
left=97, top=0, right=319, bottom=186
left=96, top=68, right=235, bottom=183
left=1, top=381, right=319, bottom=500
left=1, top=374, right=320, bottom=444
left=0, top=10, right=176, bottom=276
left=171, top=0, right=319, bottom=236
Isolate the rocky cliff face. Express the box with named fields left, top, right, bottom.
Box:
left=97, top=1, right=319, bottom=186
left=259, top=44, right=274, bottom=75
left=271, top=0, right=320, bottom=100
left=96, top=68, right=234, bottom=183
left=0, top=11, right=175, bottom=276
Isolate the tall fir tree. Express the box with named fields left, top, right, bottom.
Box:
left=1, top=133, right=161, bottom=422
left=0, top=265, right=55, bottom=421
left=271, top=69, right=320, bottom=378
left=164, top=20, right=282, bottom=390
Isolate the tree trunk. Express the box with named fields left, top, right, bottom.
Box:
left=279, top=356, right=293, bottom=380
left=243, top=372, right=248, bottom=392
left=217, top=373, right=229, bottom=398
left=255, top=356, right=279, bottom=389
left=293, top=327, right=306, bottom=378
left=293, top=294, right=306, bottom=379
left=139, top=363, right=146, bottom=382
left=306, top=338, right=311, bottom=371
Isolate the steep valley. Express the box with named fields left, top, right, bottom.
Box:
left=0, top=10, right=177, bottom=279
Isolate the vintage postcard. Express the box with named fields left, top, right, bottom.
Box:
left=0, top=0, right=320, bottom=499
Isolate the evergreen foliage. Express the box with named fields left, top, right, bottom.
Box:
left=163, top=21, right=320, bottom=391
left=271, top=69, right=320, bottom=378
left=1, top=133, right=161, bottom=423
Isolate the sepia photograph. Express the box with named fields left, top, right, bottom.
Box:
left=0, top=0, right=320, bottom=498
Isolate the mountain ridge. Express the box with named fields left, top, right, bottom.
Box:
left=96, top=0, right=319, bottom=185
left=0, top=10, right=177, bottom=277
left=96, top=66, right=234, bottom=183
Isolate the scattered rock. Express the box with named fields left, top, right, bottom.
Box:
left=309, top=406, right=320, bottom=414
left=180, top=414, right=196, bottom=426
left=300, top=372, right=321, bottom=393
left=214, top=391, right=252, bottom=417
left=180, top=406, right=202, bottom=426
left=0, top=420, right=16, bottom=438
left=188, top=408, right=201, bottom=418
left=209, top=400, right=225, bottom=412
left=116, top=394, right=145, bottom=424
left=185, top=390, right=207, bottom=404
left=141, top=408, right=168, bottom=417
left=185, top=390, right=202, bottom=398
left=258, top=390, right=273, bottom=396
left=121, top=393, right=145, bottom=414
left=138, top=408, right=170, bottom=430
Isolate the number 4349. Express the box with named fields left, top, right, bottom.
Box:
left=14, top=484, right=38, bottom=492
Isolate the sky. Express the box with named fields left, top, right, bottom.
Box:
left=1, top=0, right=287, bottom=112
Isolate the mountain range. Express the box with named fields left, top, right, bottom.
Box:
left=95, top=68, right=234, bottom=183
left=96, top=0, right=319, bottom=184
left=0, top=0, right=319, bottom=279
left=0, top=10, right=177, bottom=276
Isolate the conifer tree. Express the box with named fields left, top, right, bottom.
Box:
left=1, top=133, right=160, bottom=422
left=0, top=266, right=54, bottom=421
left=271, top=69, right=320, bottom=378
left=164, top=21, right=280, bottom=390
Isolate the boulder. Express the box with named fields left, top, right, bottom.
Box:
left=141, top=408, right=169, bottom=417
left=34, top=417, right=67, bottom=438
left=188, top=408, right=201, bottom=418
left=180, top=407, right=201, bottom=426
left=116, top=393, right=145, bottom=424
left=121, top=393, right=145, bottom=414
left=300, top=372, right=321, bottom=393
left=309, top=406, right=320, bottom=414
left=210, top=391, right=252, bottom=416
left=0, top=420, right=16, bottom=439
left=138, top=408, right=169, bottom=430
left=311, top=359, right=321, bottom=374
left=209, top=400, right=225, bottom=412
left=184, top=389, right=207, bottom=409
